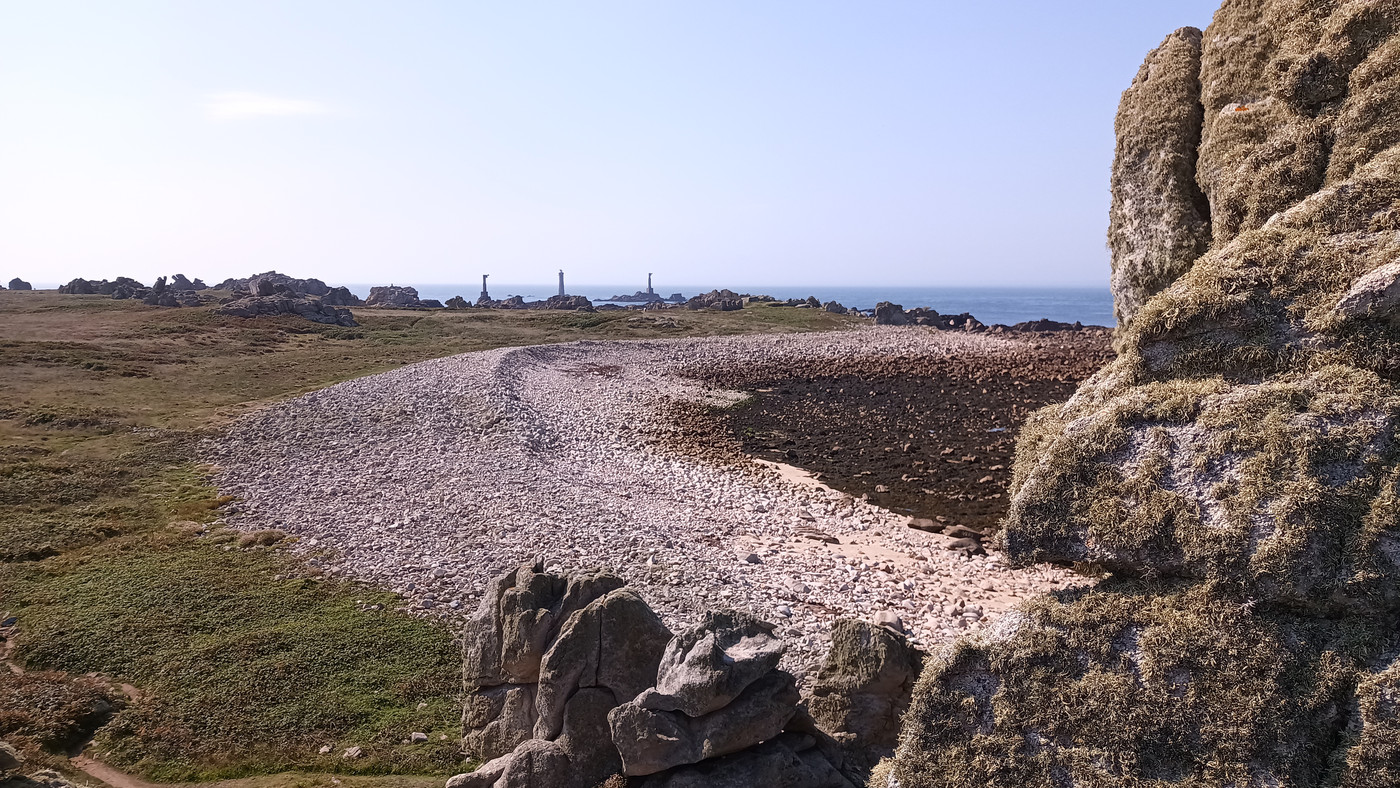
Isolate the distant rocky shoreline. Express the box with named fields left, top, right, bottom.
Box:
left=22, top=272, right=1108, bottom=336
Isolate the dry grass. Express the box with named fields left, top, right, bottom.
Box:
left=0, top=292, right=858, bottom=783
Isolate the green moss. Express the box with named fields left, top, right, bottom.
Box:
left=890, top=581, right=1384, bottom=788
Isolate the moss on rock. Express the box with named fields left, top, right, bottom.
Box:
left=891, top=0, right=1400, bottom=784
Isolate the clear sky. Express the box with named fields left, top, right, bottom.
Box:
left=0, top=1, right=1222, bottom=288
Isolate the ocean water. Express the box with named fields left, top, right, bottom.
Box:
left=382, top=284, right=1117, bottom=328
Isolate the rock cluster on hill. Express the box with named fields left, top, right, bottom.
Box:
left=366, top=285, right=426, bottom=307
left=686, top=290, right=745, bottom=311
left=215, top=270, right=331, bottom=296
left=6, top=278, right=32, bottom=291
left=216, top=286, right=357, bottom=326
left=885, top=2, right=1400, bottom=786
left=450, top=563, right=897, bottom=788
left=57, top=275, right=213, bottom=307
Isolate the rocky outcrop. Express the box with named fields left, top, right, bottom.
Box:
left=1108, top=27, right=1212, bottom=328
left=451, top=567, right=860, bottom=788
left=686, top=290, right=744, bottom=311
left=822, top=301, right=847, bottom=314
left=321, top=286, right=363, bottom=306
left=215, top=271, right=331, bottom=296
left=168, top=273, right=205, bottom=291
left=887, top=2, right=1400, bottom=786
left=214, top=294, right=356, bottom=326
left=59, top=277, right=146, bottom=296
left=446, top=296, right=470, bottom=309
left=365, top=285, right=425, bottom=308
left=872, top=302, right=907, bottom=326
left=7, top=278, right=32, bottom=291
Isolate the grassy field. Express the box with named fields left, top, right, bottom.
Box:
left=0, top=291, right=858, bottom=785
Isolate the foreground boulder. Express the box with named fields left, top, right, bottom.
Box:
left=886, top=2, right=1400, bottom=785
left=452, top=567, right=861, bottom=788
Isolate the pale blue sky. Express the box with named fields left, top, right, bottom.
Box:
left=0, top=1, right=1221, bottom=287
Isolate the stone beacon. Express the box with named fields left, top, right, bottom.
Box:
left=479, top=275, right=490, bottom=303
left=558, top=270, right=565, bottom=297
left=647, top=273, right=654, bottom=296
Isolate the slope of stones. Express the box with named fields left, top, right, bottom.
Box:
left=209, top=329, right=1075, bottom=680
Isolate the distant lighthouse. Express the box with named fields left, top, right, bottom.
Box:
left=558, top=270, right=565, bottom=297
left=479, top=274, right=490, bottom=302
left=647, top=273, right=654, bottom=296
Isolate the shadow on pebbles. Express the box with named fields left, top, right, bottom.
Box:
left=208, top=328, right=1087, bottom=679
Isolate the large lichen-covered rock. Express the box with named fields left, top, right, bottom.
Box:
left=889, top=1, right=1400, bottom=784
left=1108, top=27, right=1213, bottom=328
left=888, top=581, right=1377, bottom=788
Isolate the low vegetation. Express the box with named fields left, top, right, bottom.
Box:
left=0, top=292, right=859, bottom=784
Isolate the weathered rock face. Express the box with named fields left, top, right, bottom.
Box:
left=214, top=295, right=357, bottom=327
left=452, top=567, right=859, bottom=788
left=216, top=271, right=331, bottom=296
left=321, top=286, right=363, bottom=306
left=461, top=562, right=628, bottom=761
left=58, top=278, right=97, bottom=295
left=806, top=619, right=921, bottom=772
left=7, top=278, right=32, bottom=291
left=365, top=285, right=424, bottom=308
left=887, top=2, right=1400, bottom=786
left=645, top=610, right=785, bottom=718
left=1108, top=27, right=1212, bottom=328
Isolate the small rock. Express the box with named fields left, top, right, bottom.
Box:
left=318, top=745, right=332, bottom=754
left=874, top=611, right=904, bottom=634
left=343, top=746, right=363, bottom=759
left=410, top=732, right=429, bottom=743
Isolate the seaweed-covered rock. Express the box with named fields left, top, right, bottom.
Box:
left=1108, top=27, right=1213, bottom=328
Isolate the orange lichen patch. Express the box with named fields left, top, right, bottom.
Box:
left=1235, top=105, right=1251, bottom=111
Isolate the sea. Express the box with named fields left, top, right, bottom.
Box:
left=387, top=285, right=1117, bottom=328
